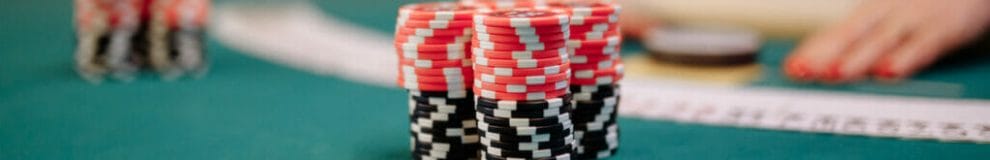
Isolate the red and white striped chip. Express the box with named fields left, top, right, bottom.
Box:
left=473, top=47, right=568, bottom=60
left=475, top=71, right=570, bottom=85
left=473, top=63, right=570, bottom=76
left=474, top=80, right=568, bottom=93
left=474, top=56, right=568, bottom=68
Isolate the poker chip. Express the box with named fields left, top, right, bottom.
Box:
left=398, top=72, right=471, bottom=83
left=474, top=24, right=569, bottom=36
left=410, top=110, right=474, bottom=121
left=475, top=32, right=568, bottom=44
left=568, top=14, right=618, bottom=25
left=476, top=104, right=571, bottom=118
left=478, top=121, right=573, bottom=136
left=462, top=0, right=552, bottom=10
left=482, top=151, right=573, bottom=160
left=399, top=2, right=479, bottom=21
left=473, top=56, right=568, bottom=69
left=410, top=94, right=473, bottom=105
left=572, top=64, right=623, bottom=79
left=568, top=84, right=618, bottom=93
left=473, top=9, right=569, bottom=27
left=397, top=42, right=470, bottom=53
left=472, top=47, right=568, bottom=60
left=395, top=34, right=473, bottom=44
left=572, top=46, right=619, bottom=56
left=476, top=95, right=571, bottom=110
left=569, top=27, right=620, bottom=39
left=399, top=58, right=473, bottom=68
left=566, top=35, right=621, bottom=49
left=476, top=71, right=569, bottom=85
left=473, top=63, right=569, bottom=77
left=570, top=75, right=618, bottom=85
left=480, top=135, right=573, bottom=151
left=478, top=129, right=571, bottom=142
left=409, top=90, right=471, bottom=99
left=482, top=144, right=573, bottom=158
left=398, top=18, right=475, bottom=29
left=411, top=102, right=477, bottom=115
left=569, top=59, right=618, bottom=70
left=476, top=88, right=569, bottom=101
left=474, top=80, right=568, bottom=93
left=575, top=149, right=617, bottom=159
left=477, top=113, right=572, bottom=128
left=545, top=1, right=621, bottom=17
left=570, top=22, right=618, bottom=33
left=472, top=40, right=567, bottom=51
left=399, top=66, right=472, bottom=76
left=396, top=27, right=474, bottom=37
left=570, top=54, right=618, bottom=65
left=397, top=49, right=471, bottom=60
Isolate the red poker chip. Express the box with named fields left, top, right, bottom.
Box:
left=570, top=22, right=617, bottom=33
left=571, top=59, right=620, bottom=70
left=567, top=35, right=621, bottom=49
left=474, top=80, right=568, bottom=93
left=474, top=88, right=569, bottom=101
left=396, top=42, right=469, bottom=52
left=573, top=44, right=620, bottom=54
left=471, top=39, right=566, bottom=51
left=398, top=2, right=479, bottom=21
left=399, top=58, right=472, bottom=68
left=570, top=74, right=621, bottom=85
left=397, top=79, right=470, bottom=91
left=570, top=28, right=620, bottom=40
left=396, top=48, right=470, bottom=60
left=573, top=64, right=624, bottom=79
left=571, top=54, right=619, bottom=65
left=473, top=9, right=569, bottom=27
left=398, top=18, right=474, bottom=29
left=475, top=71, right=570, bottom=85
left=472, top=47, right=567, bottom=60
left=474, top=32, right=567, bottom=44
left=473, top=56, right=568, bottom=69
left=394, top=33, right=472, bottom=44
left=569, top=14, right=618, bottom=26
left=398, top=65, right=472, bottom=76
left=395, top=27, right=473, bottom=37
left=474, top=24, right=568, bottom=35
left=573, top=46, right=620, bottom=56
left=545, top=1, right=621, bottom=17
left=473, top=63, right=569, bottom=76
left=398, top=72, right=472, bottom=84
left=462, top=0, right=551, bottom=10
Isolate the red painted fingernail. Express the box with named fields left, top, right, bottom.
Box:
left=873, top=63, right=899, bottom=79
left=824, top=62, right=843, bottom=81
left=785, top=58, right=813, bottom=80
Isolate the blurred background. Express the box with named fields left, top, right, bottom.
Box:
left=2, top=0, right=989, bottom=159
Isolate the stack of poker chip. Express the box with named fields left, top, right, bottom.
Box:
left=73, top=0, right=209, bottom=83
left=472, top=9, right=575, bottom=160
left=394, top=2, right=482, bottom=160
left=547, top=2, right=623, bottom=159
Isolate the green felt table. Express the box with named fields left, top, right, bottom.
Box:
left=2, top=0, right=989, bottom=159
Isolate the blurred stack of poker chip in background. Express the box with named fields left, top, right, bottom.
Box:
left=471, top=9, right=576, bottom=160
left=547, top=1, right=622, bottom=159
left=394, top=2, right=483, bottom=160
left=74, top=0, right=209, bottom=83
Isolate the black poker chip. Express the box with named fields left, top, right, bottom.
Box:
left=573, top=96, right=619, bottom=108
left=478, top=121, right=573, bottom=136
left=411, top=131, right=480, bottom=144
left=477, top=112, right=572, bottom=127
left=412, top=102, right=476, bottom=113
left=573, top=119, right=617, bottom=131
left=574, top=125, right=618, bottom=138
left=481, top=136, right=573, bottom=151
left=568, top=84, right=618, bottom=93
left=411, top=123, right=480, bottom=136
left=409, top=90, right=473, bottom=99
left=575, top=148, right=618, bottom=159
left=571, top=108, right=618, bottom=122
left=571, top=105, right=616, bottom=118
left=482, top=144, right=574, bottom=158
left=476, top=105, right=572, bottom=119
left=410, top=110, right=475, bottom=120
left=479, top=130, right=572, bottom=143
left=483, top=152, right=573, bottom=160
left=476, top=94, right=572, bottom=111
left=572, top=90, right=617, bottom=101
left=414, top=140, right=481, bottom=150
left=411, top=117, right=477, bottom=128
left=410, top=95, right=474, bottom=106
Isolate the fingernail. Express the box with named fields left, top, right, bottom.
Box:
left=824, top=62, right=843, bottom=82
left=785, top=58, right=814, bottom=80
left=873, top=63, right=899, bottom=79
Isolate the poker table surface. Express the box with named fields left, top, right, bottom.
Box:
left=2, top=1, right=989, bottom=159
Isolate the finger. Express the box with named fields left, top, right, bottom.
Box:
left=829, top=15, right=910, bottom=83
left=872, top=28, right=951, bottom=81
left=784, top=0, right=895, bottom=81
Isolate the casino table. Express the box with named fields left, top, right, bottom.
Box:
left=2, top=0, right=989, bottom=159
